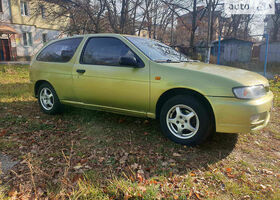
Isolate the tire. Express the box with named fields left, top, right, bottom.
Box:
left=159, top=95, right=213, bottom=146
left=37, top=83, right=62, bottom=115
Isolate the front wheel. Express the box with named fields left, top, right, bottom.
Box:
left=38, top=83, right=62, bottom=115
left=160, top=95, right=213, bottom=146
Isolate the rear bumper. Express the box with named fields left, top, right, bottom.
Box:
left=208, top=91, right=273, bottom=133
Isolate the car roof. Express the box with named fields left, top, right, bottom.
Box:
left=43, top=33, right=151, bottom=49
left=52, top=33, right=145, bottom=42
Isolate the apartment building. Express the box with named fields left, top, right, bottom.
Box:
left=0, top=0, right=67, bottom=61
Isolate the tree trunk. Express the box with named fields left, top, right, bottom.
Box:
left=190, top=0, right=197, bottom=56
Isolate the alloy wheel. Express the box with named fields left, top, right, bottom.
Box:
left=166, top=104, right=199, bottom=139
left=39, top=88, right=54, bottom=111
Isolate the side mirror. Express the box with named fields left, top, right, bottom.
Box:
left=119, top=56, right=140, bottom=67
left=61, top=50, right=74, bottom=62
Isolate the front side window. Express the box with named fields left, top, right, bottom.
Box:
left=23, top=32, right=32, bottom=46
left=20, top=1, right=29, bottom=16
left=36, top=38, right=83, bottom=62
left=126, top=36, right=189, bottom=63
left=81, top=37, right=137, bottom=66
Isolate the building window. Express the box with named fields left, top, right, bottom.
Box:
left=40, top=5, right=46, bottom=19
left=20, top=1, right=29, bottom=16
left=23, top=32, right=32, bottom=46
left=42, top=33, right=47, bottom=43
left=0, top=0, right=3, bottom=12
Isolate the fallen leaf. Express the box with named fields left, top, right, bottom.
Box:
left=195, top=192, right=200, bottom=199
left=8, top=188, right=17, bottom=197
left=170, top=163, right=176, bottom=167
left=80, top=158, right=88, bottom=165
left=0, top=129, right=7, bottom=137
left=188, top=189, right=193, bottom=197
left=227, top=173, right=235, bottom=178
left=143, top=120, right=149, bottom=124
left=98, top=157, right=105, bottom=163
left=72, top=174, right=83, bottom=183
left=131, top=163, right=138, bottom=170
left=226, top=168, right=232, bottom=173
left=138, top=186, right=146, bottom=193
left=190, top=172, right=196, bottom=177
left=173, top=153, right=181, bottom=157
left=243, top=195, right=251, bottom=200
left=73, top=164, right=82, bottom=170
left=260, top=184, right=266, bottom=190
left=262, top=169, right=273, bottom=175
left=137, top=173, right=144, bottom=183
left=124, top=193, right=132, bottom=200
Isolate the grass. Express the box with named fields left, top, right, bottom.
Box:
left=0, top=64, right=279, bottom=199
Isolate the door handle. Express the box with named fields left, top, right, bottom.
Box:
left=76, top=69, right=86, bottom=74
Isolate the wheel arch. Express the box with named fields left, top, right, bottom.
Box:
left=34, top=80, right=53, bottom=98
left=155, top=88, right=216, bottom=129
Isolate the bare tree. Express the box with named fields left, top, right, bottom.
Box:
left=242, top=14, right=254, bottom=40
left=31, top=0, right=108, bottom=34
left=163, top=0, right=202, bottom=53
left=205, top=0, right=222, bottom=41
left=271, top=3, right=280, bottom=41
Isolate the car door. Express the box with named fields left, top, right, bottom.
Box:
left=72, top=36, right=149, bottom=115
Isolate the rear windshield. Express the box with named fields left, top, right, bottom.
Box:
left=36, top=38, right=83, bottom=63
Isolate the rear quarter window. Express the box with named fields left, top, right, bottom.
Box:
left=36, top=37, right=83, bottom=62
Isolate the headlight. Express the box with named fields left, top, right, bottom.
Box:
left=232, top=85, right=267, bottom=99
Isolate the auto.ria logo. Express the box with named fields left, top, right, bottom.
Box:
left=225, top=0, right=275, bottom=15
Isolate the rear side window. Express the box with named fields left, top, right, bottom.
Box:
left=81, top=37, right=135, bottom=66
left=36, top=38, right=83, bottom=62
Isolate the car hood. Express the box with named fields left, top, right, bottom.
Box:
left=167, top=61, right=269, bottom=87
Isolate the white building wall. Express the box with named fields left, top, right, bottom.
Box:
left=0, top=0, right=65, bottom=58
left=0, top=0, right=64, bottom=60
left=0, top=0, right=12, bottom=22
left=8, top=24, right=61, bottom=58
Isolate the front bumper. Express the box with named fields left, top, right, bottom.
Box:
left=208, top=91, right=273, bottom=133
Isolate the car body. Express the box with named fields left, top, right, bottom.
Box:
left=30, top=33, right=273, bottom=145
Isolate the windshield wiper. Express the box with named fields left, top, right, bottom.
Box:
left=154, top=59, right=180, bottom=63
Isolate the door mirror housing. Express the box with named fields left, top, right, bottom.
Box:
left=119, top=56, right=142, bottom=67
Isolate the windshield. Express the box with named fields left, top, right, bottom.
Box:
left=125, top=36, right=189, bottom=63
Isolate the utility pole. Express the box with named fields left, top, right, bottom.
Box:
left=206, top=0, right=212, bottom=63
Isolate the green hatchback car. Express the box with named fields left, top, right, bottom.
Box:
left=30, top=34, right=273, bottom=145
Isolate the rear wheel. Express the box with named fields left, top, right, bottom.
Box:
left=160, top=95, right=213, bottom=145
left=38, top=83, right=62, bottom=115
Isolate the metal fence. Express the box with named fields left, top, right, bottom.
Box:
left=210, top=34, right=280, bottom=79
